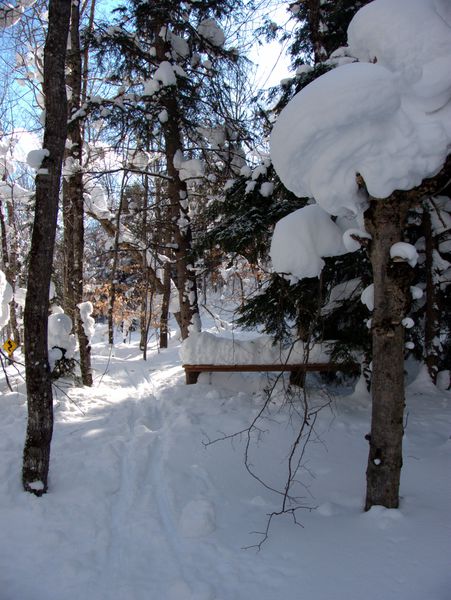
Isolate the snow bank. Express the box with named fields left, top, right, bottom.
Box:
left=271, top=0, right=451, bottom=216
left=0, top=318, right=449, bottom=600
left=180, top=330, right=332, bottom=365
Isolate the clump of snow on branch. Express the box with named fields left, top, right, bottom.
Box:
left=126, top=149, right=149, bottom=170
left=361, top=284, right=374, bottom=312
left=402, top=317, right=415, bottom=329
left=26, top=148, right=49, bottom=171
left=342, top=228, right=372, bottom=252
left=77, top=302, right=95, bottom=342
left=178, top=158, right=204, bottom=182
left=390, top=242, right=419, bottom=268
left=270, top=0, right=451, bottom=216
left=84, top=185, right=111, bottom=220
left=259, top=182, right=274, bottom=197
left=270, top=204, right=347, bottom=281
left=154, top=61, right=177, bottom=86
left=197, top=19, right=225, bottom=47
left=410, top=286, right=423, bottom=300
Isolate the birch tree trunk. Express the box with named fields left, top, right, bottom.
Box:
left=22, top=0, right=71, bottom=495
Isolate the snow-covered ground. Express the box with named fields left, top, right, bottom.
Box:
left=0, top=314, right=450, bottom=600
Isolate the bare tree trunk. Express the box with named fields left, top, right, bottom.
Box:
left=139, top=267, right=151, bottom=354
left=362, top=156, right=451, bottom=510
left=108, top=175, right=127, bottom=345
left=139, top=170, right=150, bottom=355
left=22, top=0, right=71, bottom=495
left=364, top=195, right=412, bottom=510
left=159, top=262, right=171, bottom=348
left=154, top=29, right=200, bottom=340
left=64, top=0, right=92, bottom=385
left=422, top=204, right=440, bottom=383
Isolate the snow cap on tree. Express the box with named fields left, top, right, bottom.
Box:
left=270, top=0, right=451, bottom=216
left=270, top=204, right=348, bottom=281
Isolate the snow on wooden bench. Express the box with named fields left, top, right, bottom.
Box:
left=180, top=331, right=359, bottom=384
left=183, top=362, right=360, bottom=384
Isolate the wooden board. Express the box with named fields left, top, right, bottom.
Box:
left=183, top=362, right=360, bottom=384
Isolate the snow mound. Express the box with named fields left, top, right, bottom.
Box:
left=179, top=499, right=216, bottom=538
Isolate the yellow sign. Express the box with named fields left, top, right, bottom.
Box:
left=2, top=338, right=18, bottom=357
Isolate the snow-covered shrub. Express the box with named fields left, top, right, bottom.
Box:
left=48, top=309, right=76, bottom=379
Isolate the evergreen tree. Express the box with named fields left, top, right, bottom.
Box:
left=88, top=0, right=251, bottom=339
left=202, top=0, right=372, bottom=373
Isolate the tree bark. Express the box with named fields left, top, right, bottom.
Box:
left=159, top=262, right=171, bottom=348
left=108, top=175, right=127, bottom=345
left=422, top=204, right=440, bottom=383
left=361, top=156, right=451, bottom=510
left=22, top=0, right=71, bottom=495
left=64, top=0, right=92, bottom=386
left=154, top=25, right=200, bottom=340
left=364, top=195, right=412, bottom=510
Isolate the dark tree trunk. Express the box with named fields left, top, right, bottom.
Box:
left=161, top=96, right=200, bottom=339
left=22, top=0, right=71, bottom=495
left=159, top=262, right=171, bottom=349
left=139, top=170, right=151, bottom=356
left=362, top=156, right=451, bottom=510
left=422, top=204, right=440, bottom=383
left=63, top=0, right=92, bottom=386
left=364, top=195, right=412, bottom=510
left=139, top=268, right=151, bottom=354
left=108, top=177, right=126, bottom=346
left=154, top=27, right=200, bottom=340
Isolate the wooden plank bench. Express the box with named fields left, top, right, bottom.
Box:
left=183, top=362, right=360, bottom=384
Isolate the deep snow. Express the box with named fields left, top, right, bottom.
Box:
left=0, top=314, right=450, bottom=600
